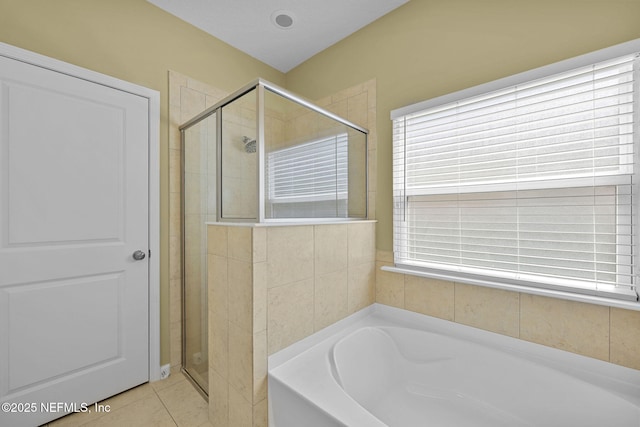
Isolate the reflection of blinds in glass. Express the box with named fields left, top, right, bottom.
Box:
left=391, top=53, right=638, bottom=302
left=267, top=133, right=348, bottom=203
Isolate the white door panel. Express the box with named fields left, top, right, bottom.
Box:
left=0, top=53, right=150, bottom=426
left=7, top=274, right=122, bottom=390
left=6, top=80, right=124, bottom=245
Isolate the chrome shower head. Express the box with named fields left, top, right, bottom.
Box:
left=242, top=136, right=256, bottom=153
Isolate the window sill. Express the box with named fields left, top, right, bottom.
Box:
left=381, top=265, right=640, bottom=312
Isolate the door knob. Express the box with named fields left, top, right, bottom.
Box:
left=132, top=250, right=146, bottom=261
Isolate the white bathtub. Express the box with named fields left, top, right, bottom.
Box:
left=268, top=304, right=640, bottom=427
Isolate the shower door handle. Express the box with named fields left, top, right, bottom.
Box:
left=132, top=250, right=146, bottom=261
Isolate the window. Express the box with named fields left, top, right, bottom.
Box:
left=391, top=47, right=640, bottom=302
left=266, top=133, right=348, bottom=218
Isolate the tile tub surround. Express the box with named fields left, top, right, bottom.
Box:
left=376, top=250, right=640, bottom=371
left=207, top=221, right=376, bottom=427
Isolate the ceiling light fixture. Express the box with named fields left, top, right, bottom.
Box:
left=271, top=10, right=295, bottom=29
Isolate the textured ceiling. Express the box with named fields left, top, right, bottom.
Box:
left=147, top=0, right=409, bottom=72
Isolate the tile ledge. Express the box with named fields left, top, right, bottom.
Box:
left=206, top=220, right=376, bottom=227
left=382, top=265, right=640, bottom=312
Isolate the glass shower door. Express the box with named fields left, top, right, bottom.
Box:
left=182, top=112, right=217, bottom=394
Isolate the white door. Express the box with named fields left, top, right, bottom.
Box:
left=0, top=53, right=150, bottom=426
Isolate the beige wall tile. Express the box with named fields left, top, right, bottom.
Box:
left=206, top=94, right=220, bottom=108
left=229, top=385, right=253, bottom=427
left=348, top=261, right=375, bottom=314
left=367, top=96, right=377, bottom=122
left=209, top=369, right=229, bottom=427
left=169, top=148, right=181, bottom=194
left=170, top=320, right=182, bottom=368
left=221, top=177, right=257, bottom=219
left=331, top=90, right=348, bottom=104
left=169, top=71, right=188, bottom=106
left=228, top=259, right=253, bottom=332
left=520, top=294, right=610, bottom=361
left=367, top=146, right=376, bottom=184
left=228, top=226, right=253, bottom=262
left=348, top=222, right=376, bottom=266
left=267, top=279, right=314, bottom=354
left=328, top=99, right=348, bottom=118
left=253, top=330, right=268, bottom=404
left=455, top=283, right=520, bottom=338
left=314, top=224, right=348, bottom=276
left=183, top=126, right=204, bottom=175
left=208, top=254, right=228, bottom=319
left=208, top=225, right=228, bottom=256
left=405, top=276, right=455, bottom=321
left=169, top=191, right=182, bottom=236
left=367, top=191, right=376, bottom=220
left=610, top=308, right=640, bottom=370
left=169, top=234, right=181, bottom=281
left=209, top=369, right=230, bottom=427
left=376, top=249, right=394, bottom=263
left=209, top=308, right=228, bottom=379
left=347, top=92, right=368, bottom=127
left=375, top=262, right=404, bottom=309
left=345, top=83, right=364, bottom=99
left=314, top=270, right=349, bottom=331
left=187, top=77, right=225, bottom=99
left=169, top=279, right=182, bottom=325
left=181, top=86, right=207, bottom=123
left=363, top=78, right=376, bottom=97
left=315, top=95, right=331, bottom=107
left=252, top=398, right=268, bottom=427
left=252, top=227, right=267, bottom=263
left=266, top=226, right=314, bottom=288
left=169, top=107, right=182, bottom=150
left=253, top=261, right=267, bottom=333
left=228, top=322, right=253, bottom=404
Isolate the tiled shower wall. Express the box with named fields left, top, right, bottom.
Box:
left=168, top=72, right=378, bottom=368
left=207, top=221, right=376, bottom=427
left=376, top=249, right=640, bottom=371
left=219, top=92, right=259, bottom=219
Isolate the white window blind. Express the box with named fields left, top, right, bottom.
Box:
left=266, top=133, right=348, bottom=217
left=392, top=53, right=639, bottom=301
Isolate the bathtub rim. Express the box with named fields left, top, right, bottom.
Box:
left=268, top=303, right=640, bottom=426
left=271, top=303, right=640, bottom=383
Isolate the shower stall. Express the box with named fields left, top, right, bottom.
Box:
left=180, top=79, right=368, bottom=395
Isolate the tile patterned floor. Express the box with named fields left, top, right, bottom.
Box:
left=42, top=369, right=211, bottom=427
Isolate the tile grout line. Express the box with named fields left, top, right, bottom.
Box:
left=153, top=377, right=185, bottom=427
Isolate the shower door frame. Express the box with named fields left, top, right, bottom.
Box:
left=180, top=112, right=217, bottom=397
left=180, top=78, right=369, bottom=224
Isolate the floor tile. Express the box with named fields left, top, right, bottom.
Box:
left=46, top=372, right=208, bottom=427
left=88, top=394, right=176, bottom=427
left=156, top=378, right=209, bottom=427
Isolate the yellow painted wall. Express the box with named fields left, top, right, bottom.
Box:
left=0, top=0, right=285, bottom=365
left=285, top=0, right=640, bottom=251
left=3, top=0, right=640, bottom=369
